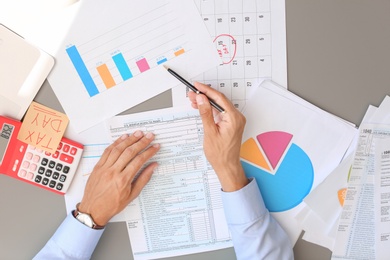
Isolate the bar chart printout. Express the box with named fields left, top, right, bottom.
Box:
left=65, top=41, right=185, bottom=97
left=47, top=0, right=220, bottom=133
left=108, top=107, right=233, bottom=260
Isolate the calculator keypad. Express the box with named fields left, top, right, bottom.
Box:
left=17, top=141, right=82, bottom=193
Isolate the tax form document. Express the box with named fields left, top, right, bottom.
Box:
left=331, top=124, right=389, bottom=259
left=107, top=107, right=232, bottom=259
left=375, top=139, right=390, bottom=259
left=332, top=97, right=390, bottom=260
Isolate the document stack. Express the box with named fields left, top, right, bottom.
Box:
left=300, top=96, right=390, bottom=259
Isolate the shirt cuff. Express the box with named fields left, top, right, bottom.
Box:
left=221, top=178, right=267, bottom=225
left=51, top=213, right=104, bottom=259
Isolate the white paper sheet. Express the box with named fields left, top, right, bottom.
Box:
left=107, top=106, right=232, bottom=259
left=296, top=207, right=337, bottom=251
left=299, top=153, right=354, bottom=250
left=0, top=0, right=78, bottom=37
left=172, top=0, right=287, bottom=109
left=299, top=106, right=377, bottom=250
left=37, top=0, right=220, bottom=133
left=374, top=139, right=390, bottom=260
left=240, top=80, right=358, bottom=244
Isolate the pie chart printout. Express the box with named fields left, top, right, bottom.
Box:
left=240, top=131, right=314, bottom=212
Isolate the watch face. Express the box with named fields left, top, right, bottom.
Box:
left=77, top=213, right=94, bottom=228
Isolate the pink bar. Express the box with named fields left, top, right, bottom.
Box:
left=136, top=58, right=150, bottom=73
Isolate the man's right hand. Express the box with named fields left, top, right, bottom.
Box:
left=188, top=82, right=248, bottom=192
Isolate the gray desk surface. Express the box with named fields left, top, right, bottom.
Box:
left=1, top=0, right=389, bottom=259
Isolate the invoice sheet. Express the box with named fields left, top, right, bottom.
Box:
left=172, top=0, right=287, bottom=109
left=374, top=139, right=390, bottom=259
left=107, top=106, right=232, bottom=259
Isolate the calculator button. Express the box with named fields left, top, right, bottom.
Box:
left=42, top=178, right=49, bottom=186
left=56, top=183, right=63, bottom=191
left=27, top=172, right=34, bottom=180
left=45, top=151, right=51, bottom=156
left=22, top=161, right=30, bottom=169
left=19, top=169, right=27, bottom=178
left=48, top=160, right=56, bottom=168
left=49, top=180, right=56, bottom=188
left=55, top=164, right=63, bottom=171
left=63, top=144, right=70, bottom=153
left=70, top=147, right=77, bottom=155
left=35, top=175, right=42, bottom=183
left=59, top=175, right=67, bottom=183
left=58, top=142, right=63, bottom=150
left=63, top=166, right=70, bottom=174
left=45, top=169, right=52, bottom=177
left=29, top=164, right=37, bottom=171
left=41, top=158, right=48, bottom=166
left=33, top=155, right=40, bottom=163
left=29, top=145, right=36, bottom=150
left=59, top=153, right=74, bottom=164
left=52, top=172, right=59, bottom=180
left=52, top=151, right=59, bottom=159
left=26, top=152, right=33, bottom=160
left=38, top=167, right=45, bottom=174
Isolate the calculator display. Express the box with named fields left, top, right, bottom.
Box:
left=0, top=123, right=14, bottom=164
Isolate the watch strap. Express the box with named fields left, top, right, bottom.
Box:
left=73, top=204, right=105, bottom=230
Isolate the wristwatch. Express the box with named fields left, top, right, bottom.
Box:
left=73, top=204, right=105, bottom=230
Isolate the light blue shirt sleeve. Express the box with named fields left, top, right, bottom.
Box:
left=221, top=178, right=294, bottom=260
left=33, top=213, right=104, bottom=260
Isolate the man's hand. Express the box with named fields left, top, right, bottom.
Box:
left=78, top=131, right=160, bottom=226
left=188, top=82, right=248, bottom=192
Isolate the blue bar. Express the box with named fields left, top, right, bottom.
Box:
left=157, top=57, right=168, bottom=65
left=112, top=53, right=133, bottom=80
left=66, top=45, right=99, bottom=97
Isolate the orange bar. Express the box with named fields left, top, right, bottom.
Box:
left=97, top=64, right=115, bottom=89
left=174, top=48, right=185, bottom=56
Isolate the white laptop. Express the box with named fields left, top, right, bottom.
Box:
left=0, top=24, right=54, bottom=120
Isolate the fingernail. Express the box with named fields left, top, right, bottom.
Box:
left=146, top=132, right=154, bottom=139
left=120, top=134, right=128, bottom=140
left=153, top=143, right=160, bottom=148
left=134, top=130, right=143, bottom=137
left=196, top=94, right=204, bottom=105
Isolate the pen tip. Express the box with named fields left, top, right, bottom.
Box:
left=162, top=65, right=168, bottom=70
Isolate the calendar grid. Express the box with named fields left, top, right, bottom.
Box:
left=193, top=0, right=273, bottom=110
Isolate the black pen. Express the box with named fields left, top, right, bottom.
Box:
left=164, top=66, right=225, bottom=113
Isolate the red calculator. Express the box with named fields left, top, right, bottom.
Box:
left=0, top=116, right=83, bottom=195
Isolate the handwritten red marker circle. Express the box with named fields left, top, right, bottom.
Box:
left=213, top=34, right=237, bottom=65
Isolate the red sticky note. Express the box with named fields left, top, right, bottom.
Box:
left=17, top=102, right=69, bottom=153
